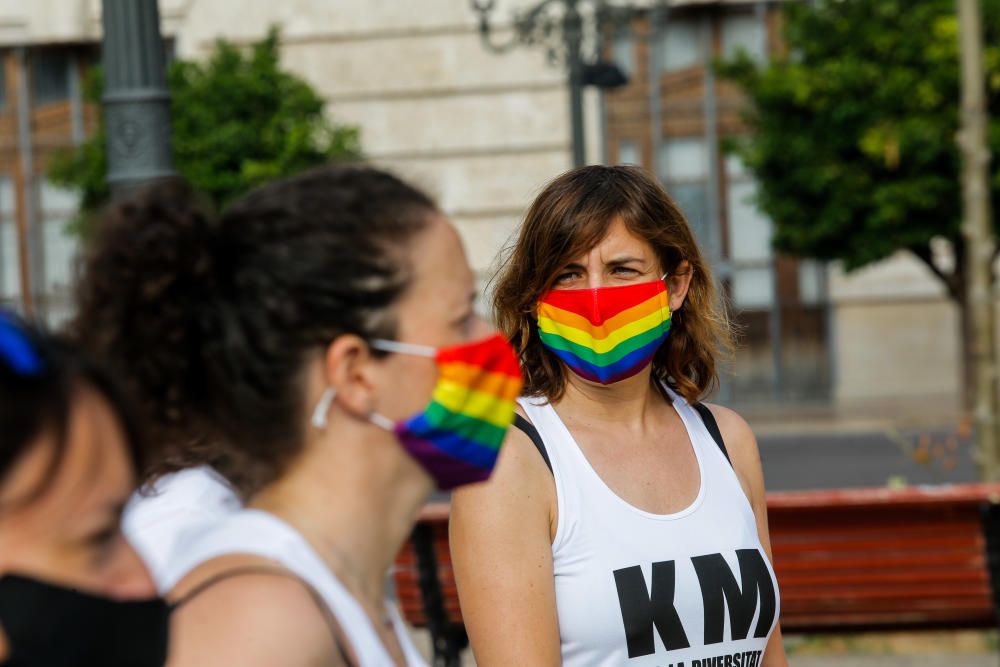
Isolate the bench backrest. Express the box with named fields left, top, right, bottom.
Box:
left=393, top=484, right=1000, bottom=635
left=769, top=484, right=1000, bottom=633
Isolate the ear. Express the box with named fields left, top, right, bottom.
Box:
left=322, top=334, right=379, bottom=418
left=667, top=260, right=694, bottom=312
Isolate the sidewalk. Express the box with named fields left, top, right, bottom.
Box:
left=735, top=393, right=966, bottom=439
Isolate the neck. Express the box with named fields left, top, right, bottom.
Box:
left=250, top=420, right=433, bottom=608
left=557, top=368, right=665, bottom=427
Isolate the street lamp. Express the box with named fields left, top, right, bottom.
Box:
left=101, top=0, right=176, bottom=198
left=470, top=0, right=636, bottom=167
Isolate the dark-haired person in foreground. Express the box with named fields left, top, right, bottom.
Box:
left=451, top=166, right=787, bottom=666
left=0, top=311, right=169, bottom=666
left=74, top=166, right=522, bottom=666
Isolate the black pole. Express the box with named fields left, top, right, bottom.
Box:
left=565, top=0, right=586, bottom=167
left=101, top=0, right=175, bottom=198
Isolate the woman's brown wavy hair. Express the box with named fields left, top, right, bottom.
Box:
left=492, top=165, right=734, bottom=404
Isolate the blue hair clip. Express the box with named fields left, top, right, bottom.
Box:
left=0, top=311, right=44, bottom=376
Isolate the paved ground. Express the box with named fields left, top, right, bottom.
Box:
left=740, top=397, right=978, bottom=491
left=758, top=428, right=978, bottom=491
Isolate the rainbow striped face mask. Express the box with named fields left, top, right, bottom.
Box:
left=311, top=333, right=523, bottom=490
left=536, top=275, right=671, bottom=385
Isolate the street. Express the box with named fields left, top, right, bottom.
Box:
left=759, top=428, right=979, bottom=492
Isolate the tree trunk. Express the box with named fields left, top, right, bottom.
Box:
left=909, top=242, right=973, bottom=414
left=955, top=283, right=976, bottom=416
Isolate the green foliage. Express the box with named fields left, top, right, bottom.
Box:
left=717, top=0, right=1000, bottom=280
left=48, top=29, right=360, bottom=226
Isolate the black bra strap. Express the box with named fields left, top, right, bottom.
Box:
left=171, top=564, right=356, bottom=666
left=691, top=403, right=732, bottom=467
left=513, top=413, right=553, bottom=473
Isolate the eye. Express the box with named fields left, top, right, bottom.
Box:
left=611, top=266, right=640, bottom=276
left=452, top=310, right=475, bottom=338
left=554, top=270, right=581, bottom=284
left=80, top=518, right=121, bottom=562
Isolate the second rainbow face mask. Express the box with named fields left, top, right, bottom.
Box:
left=311, top=333, right=523, bottom=490
left=536, top=278, right=671, bottom=385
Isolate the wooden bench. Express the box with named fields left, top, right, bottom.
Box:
left=394, top=484, right=1000, bottom=666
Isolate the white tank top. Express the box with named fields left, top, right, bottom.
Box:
left=161, top=509, right=427, bottom=667
left=519, top=388, right=780, bottom=667
left=123, top=465, right=241, bottom=593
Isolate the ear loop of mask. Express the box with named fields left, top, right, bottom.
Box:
left=310, top=387, right=338, bottom=429
left=310, top=338, right=437, bottom=430
left=369, top=339, right=436, bottom=358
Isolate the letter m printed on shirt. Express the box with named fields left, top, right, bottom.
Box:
left=691, top=550, right=776, bottom=645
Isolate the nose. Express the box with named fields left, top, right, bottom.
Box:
left=586, top=273, right=606, bottom=290
left=470, top=315, right=492, bottom=340
left=105, top=539, right=159, bottom=599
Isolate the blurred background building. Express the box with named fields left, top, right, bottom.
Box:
left=0, top=0, right=960, bottom=413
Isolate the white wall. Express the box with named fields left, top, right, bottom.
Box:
left=829, top=252, right=961, bottom=402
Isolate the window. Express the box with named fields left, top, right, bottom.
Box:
left=659, top=18, right=703, bottom=73
left=612, top=32, right=634, bottom=78
left=668, top=183, right=709, bottom=248
left=722, top=12, right=766, bottom=63
left=799, top=259, right=826, bottom=305
left=659, top=138, right=707, bottom=182
left=0, top=176, right=19, bottom=303
left=37, top=180, right=80, bottom=294
left=659, top=139, right=710, bottom=248
left=618, top=140, right=639, bottom=166
left=731, top=267, right=774, bottom=309
left=31, top=49, right=71, bottom=106
left=727, top=180, right=772, bottom=262
left=726, top=155, right=774, bottom=310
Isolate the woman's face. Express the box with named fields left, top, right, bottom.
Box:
left=0, top=386, right=154, bottom=600
left=372, top=215, right=489, bottom=421
left=550, top=217, right=691, bottom=312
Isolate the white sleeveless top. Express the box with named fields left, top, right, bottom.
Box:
left=161, top=509, right=427, bottom=667
left=519, top=388, right=779, bottom=667
left=123, top=466, right=241, bottom=593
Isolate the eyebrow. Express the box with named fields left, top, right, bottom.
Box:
left=605, top=256, right=645, bottom=267
left=559, top=257, right=645, bottom=270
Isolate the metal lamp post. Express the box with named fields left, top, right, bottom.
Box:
left=101, top=0, right=176, bottom=198
left=470, top=0, right=633, bottom=167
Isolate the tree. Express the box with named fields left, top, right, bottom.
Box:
left=49, top=29, right=360, bottom=226
left=717, top=0, right=1000, bottom=410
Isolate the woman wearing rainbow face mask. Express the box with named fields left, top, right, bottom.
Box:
left=73, top=166, right=522, bottom=667
left=451, top=165, right=788, bottom=667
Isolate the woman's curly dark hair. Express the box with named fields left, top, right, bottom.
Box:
left=71, top=165, right=437, bottom=497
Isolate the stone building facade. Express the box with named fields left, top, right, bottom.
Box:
left=0, top=0, right=962, bottom=408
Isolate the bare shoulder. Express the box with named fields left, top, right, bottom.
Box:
left=702, top=403, right=758, bottom=456
left=451, top=403, right=556, bottom=537
left=167, top=556, right=340, bottom=666
left=455, top=404, right=552, bottom=501
left=701, top=403, right=766, bottom=500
